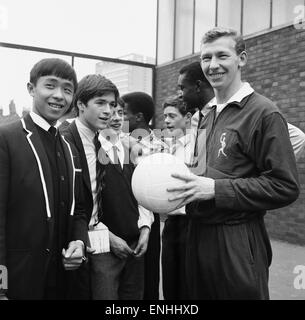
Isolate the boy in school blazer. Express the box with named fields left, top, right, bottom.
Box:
left=0, top=58, right=87, bottom=300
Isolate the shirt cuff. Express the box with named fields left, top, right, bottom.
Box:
left=138, top=205, right=154, bottom=229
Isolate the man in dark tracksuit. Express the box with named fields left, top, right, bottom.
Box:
left=168, top=28, right=300, bottom=299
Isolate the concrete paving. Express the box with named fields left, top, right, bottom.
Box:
left=269, top=240, right=305, bottom=300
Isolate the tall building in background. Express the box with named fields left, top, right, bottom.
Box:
left=0, top=100, right=28, bottom=126
left=9, top=99, right=17, bottom=115
left=96, top=54, right=154, bottom=96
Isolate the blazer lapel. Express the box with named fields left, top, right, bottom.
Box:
left=21, top=114, right=54, bottom=220
left=69, top=121, right=92, bottom=194
left=21, top=115, right=55, bottom=251
left=60, top=135, right=76, bottom=217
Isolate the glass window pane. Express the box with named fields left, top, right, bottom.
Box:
left=0, top=47, right=71, bottom=123
left=157, top=0, right=175, bottom=64
left=175, top=0, right=194, bottom=59
left=243, top=0, right=270, bottom=35
left=194, top=0, right=216, bottom=53
left=272, top=0, right=304, bottom=27
left=217, top=0, right=241, bottom=33
left=1, top=0, right=157, bottom=63
left=80, top=58, right=153, bottom=96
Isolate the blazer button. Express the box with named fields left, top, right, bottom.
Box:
left=45, top=248, right=50, bottom=253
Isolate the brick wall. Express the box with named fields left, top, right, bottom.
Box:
left=154, top=25, right=305, bottom=245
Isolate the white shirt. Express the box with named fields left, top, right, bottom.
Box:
left=288, top=123, right=305, bottom=160
left=99, top=135, right=125, bottom=168
left=75, top=118, right=101, bottom=228
left=130, top=130, right=169, bottom=166
left=174, top=133, right=194, bottom=166
left=165, top=133, right=194, bottom=216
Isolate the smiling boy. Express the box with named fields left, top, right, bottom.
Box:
left=0, top=58, right=87, bottom=300
left=59, top=74, right=118, bottom=299
left=96, top=97, right=152, bottom=300
left=61, top=77, right=152, bottom=300
left=162, top=96, right=195, bottom=300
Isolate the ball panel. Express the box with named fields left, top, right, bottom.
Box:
left=131, top=153, right=190, bottom=214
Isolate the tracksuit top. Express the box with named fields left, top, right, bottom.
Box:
left=186, top=91, right=300, bottom=225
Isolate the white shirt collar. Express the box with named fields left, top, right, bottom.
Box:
left=99, top=134, right=123, bottom=153
left=75, top=118, right=96, bottom=141
left=30, top=111, right=54, bottom=132
left=178, top=133, right=191, bottom=147
left=208, top=82, right=254, bottom=108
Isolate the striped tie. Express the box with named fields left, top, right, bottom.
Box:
left=93, top=133, right=103, bottom=222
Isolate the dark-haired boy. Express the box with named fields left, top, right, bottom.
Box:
left=161, top=96, right=195, bottom=300
left=121, top=91, right=169, bottom=300
left=97, top=98, right=152, bottom=300
left=61, top=77, right=153, bottom=300
left=0, top=58, right=87, bottom=300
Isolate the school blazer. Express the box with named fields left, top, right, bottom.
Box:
left=0, top=114, right=87, bottom=299
left=59, top=120, right=93, bottom=224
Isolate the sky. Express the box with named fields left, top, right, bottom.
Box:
left=0, top=0, right=157, bottom=115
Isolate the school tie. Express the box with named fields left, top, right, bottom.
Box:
left=112, top=145, right=123, bottom=172
left=93, top=132, right=103, bottom=221
left=48, top=126, right=57, bottom=137
left=112, top=145, right=119, bottom=164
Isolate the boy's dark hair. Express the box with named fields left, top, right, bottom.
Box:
left=163, top=95, right=188, bottom=116
left=117, top=97, right=125, bottom=108
left=179, top=61, right=210, bottom=86
left=201, top=27, right=246, bottom=54
left=121, top=92, right=154, bottom=125
left=74, top=74, right=119, bottom=116
left=30, top=58, right=78, bottom=90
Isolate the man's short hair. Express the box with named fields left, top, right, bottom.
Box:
left=201, top=27, right=246, bottom=54
left=30, top=58, right=78, bottom=90
left=121, top=92, right=154, bottom=125
left=163, top=95, right=189, bottom=116
left=73, top=74, right=119, bottom=115
left=179, top=61, right=210, bottom=86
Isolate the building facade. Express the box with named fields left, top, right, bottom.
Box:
left=96, top=54, right=154, bottom=96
